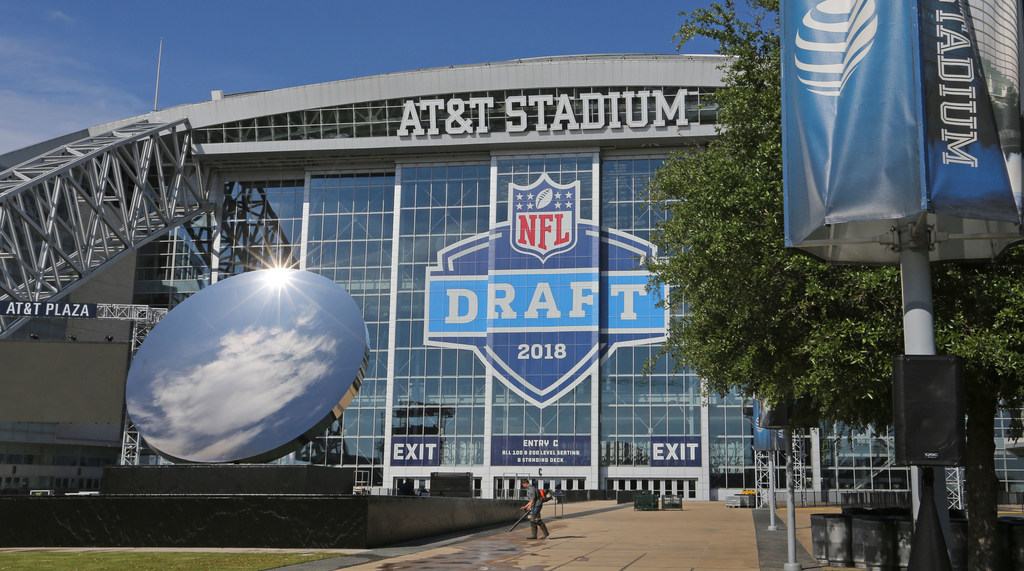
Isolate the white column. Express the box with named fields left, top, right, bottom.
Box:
left=381, top=168, right=404, bottom=490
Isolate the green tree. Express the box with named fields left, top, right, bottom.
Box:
left=646, top=1, right=1024, bottom=568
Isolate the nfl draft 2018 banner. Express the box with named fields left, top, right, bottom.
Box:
left=783, top=0, right=1021, bottom=262
left=424, top=172, right=668, bottom=411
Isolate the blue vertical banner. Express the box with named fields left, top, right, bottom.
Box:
left=783, top=0, right=921, bottom=243
left=920, top=0, right=1017, bottom=220
left=782, top=0, right=1021, bottom=263
left=751, top=400, right=786, bottom=451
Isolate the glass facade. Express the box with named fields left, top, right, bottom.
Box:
left=300, top=173, right=394, bottom=482
left=995, top=409, right=1024, bottom=492
left=134, top=152, right=1024, bottom=499
left=0, top=423, right=118, bottom=493
left=113, top=73, right=1024, bottom=499
left=819, top=427, right=909, bottom=492
left=8, top=57, right=1019, bottom=499
left=707, top=392, right=755, bottom=489
left=134, top=222, right=212, bottom=308
left=599, top=158, right=701, bottom=474
left=393, top=164, right=490, bottom=469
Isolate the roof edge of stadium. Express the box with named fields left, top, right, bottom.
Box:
left=4, top=53, right=726, bottom=160
left=212, top=53, right=728, bottom=100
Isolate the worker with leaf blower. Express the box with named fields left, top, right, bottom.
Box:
left=518, top=478, right=550, bottom=539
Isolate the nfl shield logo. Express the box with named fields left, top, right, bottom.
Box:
left=510, top=174, right=578, bottom=262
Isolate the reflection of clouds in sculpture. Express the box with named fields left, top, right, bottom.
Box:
left=126, top=268, right=368, bottom=464
left=129, top=315, right=337, bottom=462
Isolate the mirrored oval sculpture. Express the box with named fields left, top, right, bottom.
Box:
left=125, top=269, right=368, bottom=463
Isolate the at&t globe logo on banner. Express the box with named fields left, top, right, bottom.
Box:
left=424, top=172, right=668, bottom=408
left=793, top=0, right=877, bottom=97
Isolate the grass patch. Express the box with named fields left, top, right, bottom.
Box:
left=0, top=551, right=341, bottom=570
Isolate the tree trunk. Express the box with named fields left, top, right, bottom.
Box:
left=965, top=381, right=1001, bottom=570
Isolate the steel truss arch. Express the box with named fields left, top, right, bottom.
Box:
left=0, top=120, right=211, bottom=338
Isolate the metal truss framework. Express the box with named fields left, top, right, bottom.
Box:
left=792, top=429, right=808, bottom=506
left=754, top=450, right=771, bottom=509
left=218, top=182, right=300, bottom=279
left=93, top=303, right=167, bottom=466
left=754, top=430, right=809, bottom=510
left=946, top=467, right=965, bottom=510
left=0, top=120, right=210, bottom=338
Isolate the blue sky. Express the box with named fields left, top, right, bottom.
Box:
left=0, top=1, right=719, bottom=155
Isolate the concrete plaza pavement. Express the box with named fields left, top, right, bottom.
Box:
left=0, top=500, right=843, bottom=570
left=284, top=500, right=839, bottom=571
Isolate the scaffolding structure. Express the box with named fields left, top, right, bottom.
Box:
left=754, top=449, right=772, bottom=509
left=754, top=429, right=809, bottom=509
left=946, top=467, right=965, bottom=511
left=92, top=303, right=167, bottom=466
left=0, top=120, right=209, bottom=339
left=792, top=429, right=808, bottom=507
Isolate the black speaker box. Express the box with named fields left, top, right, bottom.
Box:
left=758, top=397, right=817, bottom=429
left=893, top=355, right=965, bottom=466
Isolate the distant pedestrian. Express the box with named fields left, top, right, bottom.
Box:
left=520, top=478, right=549, bottom=539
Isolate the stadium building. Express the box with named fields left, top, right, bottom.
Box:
left=1, top=54, right=1022, bottom=501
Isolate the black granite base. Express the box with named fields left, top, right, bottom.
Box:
left=101, top=465, right=354, bottom=495
left=0, top=495, right=522, bottom=548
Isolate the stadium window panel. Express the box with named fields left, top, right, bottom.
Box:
left=524, top=406, right=541, bottom=434
left=613, top=407, right=633, bottom=435
left=440, top=377, right=457, bottom=404
left=542, top=408, right=558, bottom=434
left=556, top=406, right=574, bottom=435
left=470, top=407, right=484, bottom=434
left=507, top=406, right=525, bottom=434
left=492, top=406, right=507, bottom=435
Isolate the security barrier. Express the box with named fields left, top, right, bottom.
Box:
left=661, top=494, right=683, bottom=510
left=633, top=493, right=658, bottom=511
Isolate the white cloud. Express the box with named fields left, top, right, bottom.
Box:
left=127, top=318, right=352, bottom=463
left=47, top=10, right=74, bottom=23
left=0, top=35, right=147, bottom=155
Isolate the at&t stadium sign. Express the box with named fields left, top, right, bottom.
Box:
left=398, top=89, right=690, bottom=137
left=424, top=173, right=668, bottom=408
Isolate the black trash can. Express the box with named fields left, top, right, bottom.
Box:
left=811, top=514, right=829, bottom=564
left=825, top=513, right=853, bottom=567
left=949, top=517, right=968, bottom=571
left=1002, top=517, right=1024, bottom=570
left=894, top=518, right=913, bottom=571
left=852, top=516, right=896, bottom=571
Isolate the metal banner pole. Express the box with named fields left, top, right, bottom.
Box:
left=898, top=220, right=952, bottom=566
left=784, top=428, right=800, bottom=571
left=769, top=451, right=778, bottom=531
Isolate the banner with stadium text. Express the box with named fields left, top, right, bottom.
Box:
left=783, top=0, right=1021, bottom=261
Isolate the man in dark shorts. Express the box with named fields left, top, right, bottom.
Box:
left=520, top=478, right=549, bottom=539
